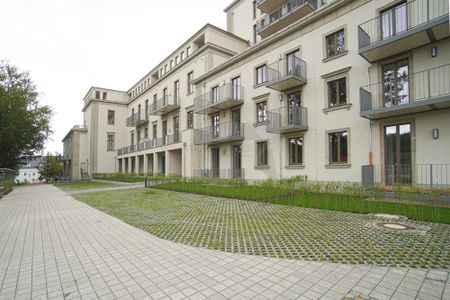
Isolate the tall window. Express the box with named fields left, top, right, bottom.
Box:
left=256, top=141, right=268, bottom=167
left=181, top=51, right=186, bottom=61
left=256, top=65, right=267, bottom=84
left=253, top=25, right=257, bottom=44
left=286, top=49, right=300, bottom=74
left=175, top=56, right=179, bottom=65
left=107, top=110, right=115, bottom=125
left=187, top=72, right=194, bottom=94
left=288, top=137, right=303, bottom=165
left=329, top=131, right=348, bottom=164
left=144, top=127, right=148, bottom=139
left=327, top=78, right=347, bottom=107
left=256, top=101, right=267, bottom=123
left=107, top=134, right=115, bottom=151
left=170, top=60, right=174, bottom=69
left=326, top=29, right=345, bottom=58
left=381, top=2, right=407, bottom=40
left=187, top=110, right=194, bottom=129
left=130, top=132, right=134, bottom=145
left=211, top=114, right=220, bottom=139
left=174, top=80, right=180, bottom=104
left=102, top=92, right=107, bottom=100
left=231, top=76, right=241, bottom=99
left=211, top=86, right=219, bottom=103
left=253, top=1, right=257, bottom=19
left=186, top=46, right=192, bottom=56
left=152, top=124, right=157, bottom=139
left=137, top=130, right=141, bottom=143
left=145, top=100, right=149, bottom=117
left=383, top=60, right=409, bottom=107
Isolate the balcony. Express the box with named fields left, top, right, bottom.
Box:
left=360, top=64, right=450, bottom=120
left=194, top=168, right=245, bottom=180
left=266, top=106, right=308, bottom=133
left=126, top=110, right=148, bottom=127
left=265, top=57, right=307, bottom=91
left=117, top=134, right=181, bottom=156
left=194, top=122, right=244, bottom=145
left=194, top=84, right=244, bottom=114
left=256, top=0, right=317, bottom=38
left=358, top=0, right=449, bottom=62
left=256, top=0, right=286, bottom=14
left=149, top=96, right=180, bottom=116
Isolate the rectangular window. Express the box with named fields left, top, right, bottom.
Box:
left=231, top=76, right=241, bottom=99
left=211, top=114, right=220, bottom=139
left=256, top=64, right=267, bottom=84
left=170, top=60, right=174, bottom=69
left=253, top=1, right=257, bottom=19
left=329, top=131, right=348, bottom=164
left=381, top=2, right=407, bottom=40
left=288, top=137, right=303, bottom=165
left=181, top=51, right=186, bottom=61
left=256, top=101, right=267, bottom=123
left=327, top=78, right=347, bottom=107
left=253, top=25, right=257, bottom=44
left=326, top=29, right=345, bottom=58
left=187, top=110, right=194, bottom=129
left=137, top=130, right=141, bottom=143
left=107, top=110, right=115, bottom=125
left=187, top=46, right=192, bottom=56
left=102, top=92, right=107, bottom=100
left=256, top=141, right=268, bottom=167
left=211, top=86, right=219, bottom=103
left=174, top=80, right=180, bottom=104
left=144, top=127, right=148, bottom=139
left=175, top=56, right=179, bottom=65
left=187, top=71, right=194, bottom=94
left=95, top=91, right=100, bottom=99
left=130, top=132, right=134, bottom=145
left=152, top=124, right=157, bottom=139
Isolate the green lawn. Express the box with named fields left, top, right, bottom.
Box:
left=93, top=173, right=146, bottom=183
left=155, top=182, right=450, bottom=224
left=55, top=181, right=119, bottom=191
left=73, top=188, right=450, bottom=268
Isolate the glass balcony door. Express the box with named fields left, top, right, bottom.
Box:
left=381, top=2, right=408, bottom=40
left=383, top=60, right=409, bottom=107
left=211, top=114, right=220, bottom=139
left=384, top=123, right=412, bottom=185
left=232, top=144, right=242, bottom=179
left=286, top=49, right=300, bottom=75
left=232, top=109, right=241, bottom=137
left=287, top=92, right=301, bottom=125
left=231, top=77, right=241, bottom=99
left=212, top=148, right=220, bottom=178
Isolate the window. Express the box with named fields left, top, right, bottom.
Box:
left=152, top=124, right=157, bottom=139
left=256, top=64, right=267, bottom=84
left=211, top=114, right=220, bottom=139
left=144, top=127, right=148, bottom=139
left=329, top=131, right=348, bottom=164
left=187, top=46, right=192, bottom=56
left=107, top=110, right=115, bottom=125
left=288, top=137, right=303, bottom=165
left=130, top=132, right=134, bottom=145
left=170, top=60, right=174, bottom=69
left=181, top=51, right=186, bottom=61
left=383, top=60, right=409, bottom=107
left=187, top=110, right=194, bottom=129
left=174, top=80, right=180, bottom=104
left=145, top=100, right=149, bottom=116
left=211, top=86, right=219, bottom=103
left=137, top=130, right=141, bottom=143
left=327, top=78, right=347, bottom=107
left=95, top=91, right=100, bottom=99
left=326, top=29, right=345, bottom=58
left=256, top=141, right=268, bottom=167
left=107, top=134, right=115, bottom=151
left=253, top=1, right=257, bottom=19
left=381, top=2, right=407, bottom=40
left=231, top=76, right=241, bottom=99
left=253, top=25, right=257, bottom=44
left=175, top=56, right=179, bottom=65
left=286, top=49, right=300, bottom=74
left=102, top=92, right=107, bottom=100
left=256, top=101, right=267, bottom=123
left=187, top=71, right=194, bottom=94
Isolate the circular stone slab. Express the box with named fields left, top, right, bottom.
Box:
left=383, top=223, right=407, bottom=230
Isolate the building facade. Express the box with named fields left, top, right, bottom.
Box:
left=63, top=0, right=450, bottom=187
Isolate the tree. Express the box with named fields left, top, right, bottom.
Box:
left=0, top=60, right=52, bottom=169
left=38, top=154, right=63, bottom=182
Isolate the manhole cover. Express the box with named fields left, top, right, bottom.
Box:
left=375, top=221, right=416, bottom=231
left=383, top=223, right=407, bottom=230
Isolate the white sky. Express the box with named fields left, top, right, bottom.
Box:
left=1, top=0, right=232, bottom=154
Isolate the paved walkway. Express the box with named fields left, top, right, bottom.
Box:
left=66, top=184, right=145, bottom=195
left=0, top=186, right=448, bottom=300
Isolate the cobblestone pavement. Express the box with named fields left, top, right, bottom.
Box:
left=0, top=185, right=449, bottom=300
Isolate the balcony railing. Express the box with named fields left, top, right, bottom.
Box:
left=266, top=106, right=308, bottom=133
left=126, top=110, right=148, bottom=127
left=256, top=0, right=286, bottom=13
left=149, top=95, right=180, bottom=116
left=265, top=56, right=307, bottom=91
left=194, top=168, right=245, bottom=180
left=256, top=0, right=317, bottom=38
left=117, top=134, right=181, bottom=156
left=194, top=84, right=244, bottom=114
left=362, top=164, right=450, bottom=189
left=358, top=0, right=449, bottom=62
left=194, top=122, right=244, bottom=145
left=360, top=64, right=450, bottom=119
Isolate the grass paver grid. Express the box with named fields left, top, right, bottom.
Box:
left=73, top=188, right=450, bottom=269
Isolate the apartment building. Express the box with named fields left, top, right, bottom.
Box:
left=63, top=0, right=450, bottom=187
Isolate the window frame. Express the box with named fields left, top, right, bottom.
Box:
left=255, top=100, right=267, bottom=124
left=323, top=26, right=348, bottom=62
left=255, top=64, right=267, bottom=85
left=187, top=71, right=194, bottom=95
left=255, top=140, right=269, bottom=167
left=327, top=77, right=347, bottom=108
left=107, top=110, right=115, bottom=125
left=327, top=129, right=350, bottom=166
left=187, top=110, right=194, bottom=129
left=287, top=136, right=304, bottom=166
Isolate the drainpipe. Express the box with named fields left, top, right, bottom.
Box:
left=367, top=63, right=375, bottom=166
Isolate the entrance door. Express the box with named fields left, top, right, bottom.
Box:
left=383, top=60, right=409, bottom=107
left=287, top=91, right=301, bottom=125
left=232, top=109, right=241, bottom=137
left=232, top=144, right=242, bottom=179
left=212, top=148, right=220, bottom=178
left=384, top=123, right=412, bottom=185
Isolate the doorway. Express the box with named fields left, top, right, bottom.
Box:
left=212, top=147, right=220, bottom=178
left=232, top=144, right=242, bottom=179
left=384, top=123, right=412, bottom=185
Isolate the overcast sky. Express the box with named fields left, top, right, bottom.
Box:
left=2, top=0, right=232, bottom=154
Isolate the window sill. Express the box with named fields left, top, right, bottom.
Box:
left=285, top=164, right=305, bottom=169
left=254, top=165, right=270, bottom=170
left=253, top=82, right=266, bottom=89
left=322, top=50, right=348, bottom=63
left=325, top=164, right=351, bottom=169
left=323, top=103, right=352, bottom=114
left=253, top=121, right=267, bottom=128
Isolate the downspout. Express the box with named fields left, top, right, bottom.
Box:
left=367, top=63, right=376, bottom=165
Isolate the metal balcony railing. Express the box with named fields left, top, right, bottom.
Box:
left=117, top=134, right=181, bottom=156
left=358, top=0, right=449, bottom=50
left=256, top=0, right=317, bottom=34
left=266, top=106, right=308, bottom=133
left=149, top=95, right=180, bottom=115
left=194, top=84, right=244, bottom=114
left=126, top=110, right=148, bottom=127
left=265, top=56, right=307, bottom=90
left=194, top=168, right=245, bottom=179
left=362, top=164, right=450, bottom=189
left=194, top=122, right=244, bottom=145
left=360, top=64, right=450, bottom=116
